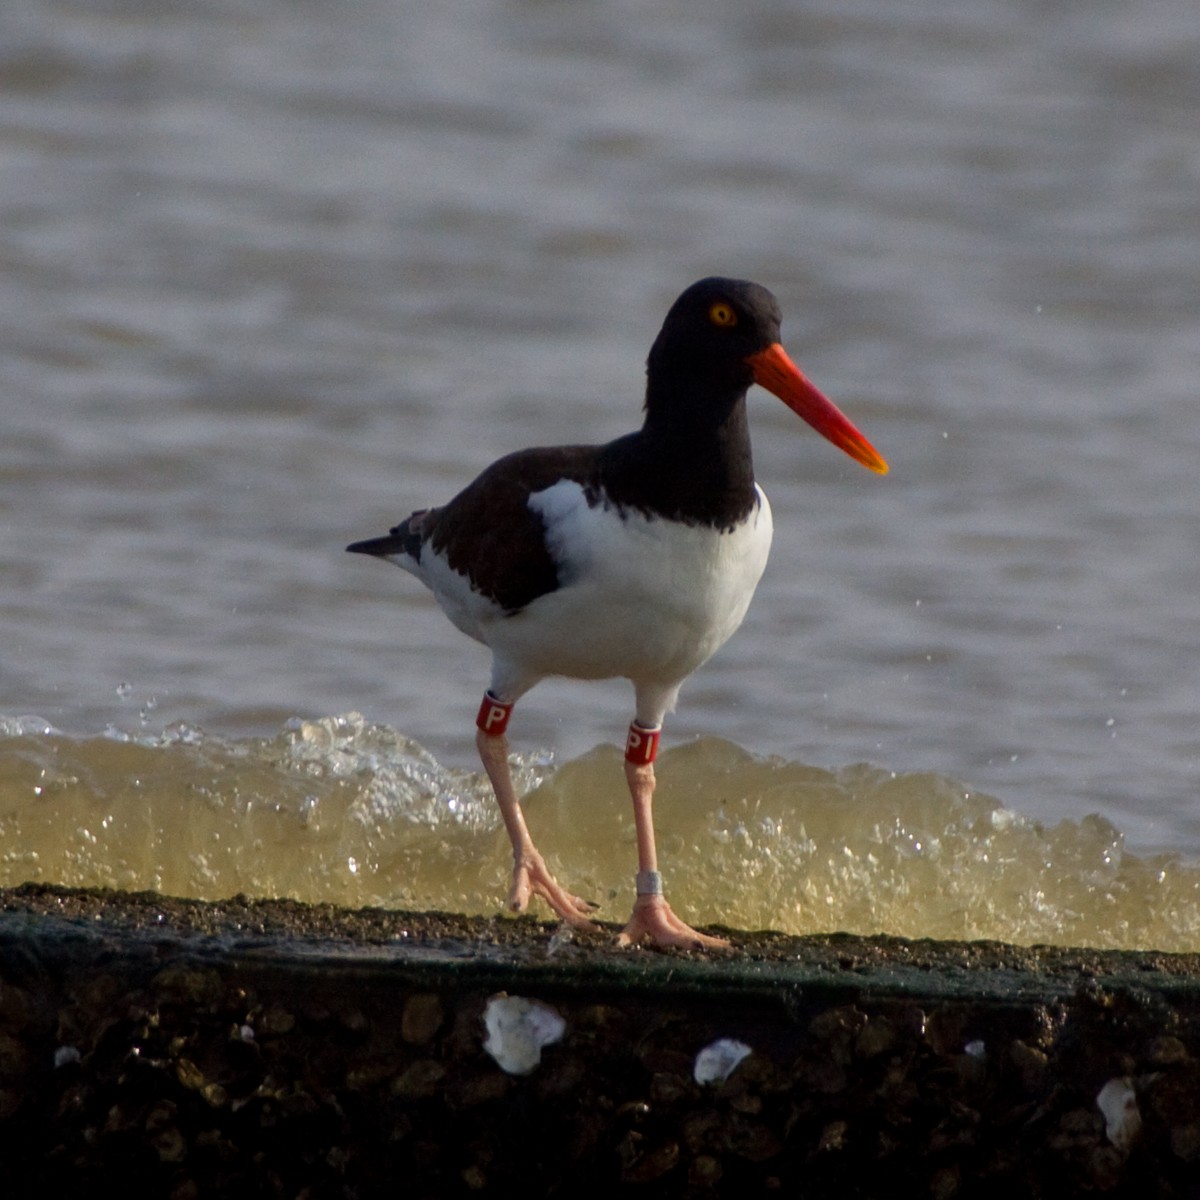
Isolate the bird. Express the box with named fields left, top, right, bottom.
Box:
left=347, top=277, right=887, bottom=949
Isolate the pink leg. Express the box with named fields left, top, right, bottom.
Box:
left=475, top=694, right=598, bottom=929
left=616, top=724, right=729, bottom=951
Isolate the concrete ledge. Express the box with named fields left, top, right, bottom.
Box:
left=1, top=885, right=1198, bottom=1195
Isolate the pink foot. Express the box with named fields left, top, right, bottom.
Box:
left=617, top=894, right=730, bottom=951
left=509, top=850, right=600, bottom=931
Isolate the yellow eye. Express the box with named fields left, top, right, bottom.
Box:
left=708, top=301, right=738, bottom=328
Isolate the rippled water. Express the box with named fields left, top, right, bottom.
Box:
left=2, top=0, right=1199, bottom=945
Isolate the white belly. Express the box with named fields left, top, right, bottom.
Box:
left=488, top=480, right=773, bottom=688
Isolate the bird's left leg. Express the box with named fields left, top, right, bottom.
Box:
left=475, top=691, right=599, bottom=929
left=617, top=720, right=730, bottom=950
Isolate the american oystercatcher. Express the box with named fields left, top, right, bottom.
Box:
left=348, top=277, right=887, bottom=949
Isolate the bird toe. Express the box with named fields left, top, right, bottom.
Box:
left=617, top=895, right=730, bottom=951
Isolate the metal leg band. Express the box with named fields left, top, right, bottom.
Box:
left=636, top=869, right=663, bottom=897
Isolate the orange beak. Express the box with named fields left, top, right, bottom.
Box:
left=745, top=343, right=888, bottom=475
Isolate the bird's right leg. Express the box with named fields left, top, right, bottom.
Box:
left=475, top=691, right=599, bottom=929
left=616, top=725, right=730, bottom=951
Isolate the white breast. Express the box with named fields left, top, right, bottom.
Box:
left=488, top=479, right=774, bottom=690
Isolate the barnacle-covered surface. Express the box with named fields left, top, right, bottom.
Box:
left=1, top=884, right=1198, bottom=1195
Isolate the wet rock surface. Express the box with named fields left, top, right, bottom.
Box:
left=1, top=884, right=1199, bottom=1196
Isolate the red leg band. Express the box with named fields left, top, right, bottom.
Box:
left=624, top=721, right=661, bottom=765
left=476, top=691, right=514, bottom=736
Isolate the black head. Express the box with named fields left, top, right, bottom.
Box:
left=650, top=278, right=783, bottom=370
left=644, top=278, right=783, bottom=419
left=643, top=277, right=889, bottom=474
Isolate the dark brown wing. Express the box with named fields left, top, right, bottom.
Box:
left=427, top=445, right=600, bottom=613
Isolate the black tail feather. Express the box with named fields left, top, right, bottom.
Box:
left=346, top=510, right=428, bottom=560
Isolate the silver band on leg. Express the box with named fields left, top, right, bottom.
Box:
left=636, top=870, right=663, bottom=897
